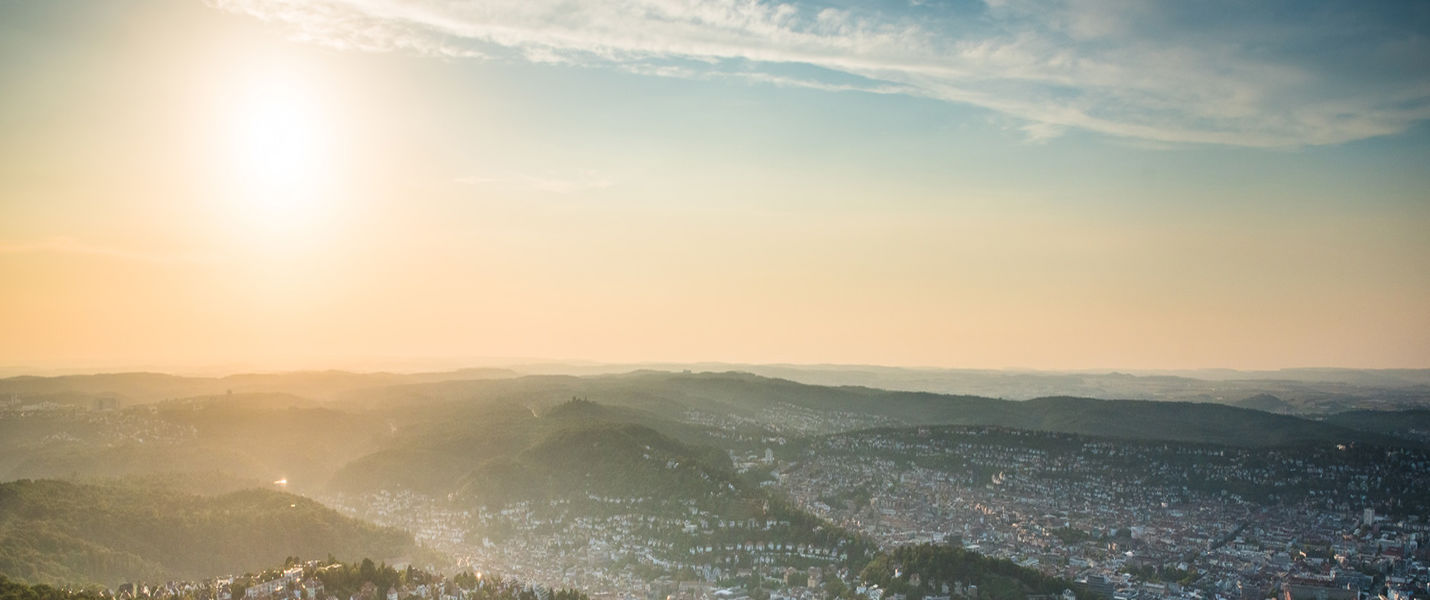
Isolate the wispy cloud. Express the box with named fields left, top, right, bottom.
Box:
left=455, top=170, right=616, bottom=194
left=208, top=0, right=1430, bottom=147
left=0, top=237, right=215, bottom=264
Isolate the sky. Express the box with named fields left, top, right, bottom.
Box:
left=0, top=0, right=1428, bottom=372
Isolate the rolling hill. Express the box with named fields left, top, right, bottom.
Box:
left=328, top=399, right=741, bottom=507
left=0, top=370, right=1410, bottom=498
left=328, top=371, right=1393, bottom=447
left=0, top=369, right=518, bottom=407
left=0, top=480, right=415, bottom=587
left=1321, top=409, right=1430, bottom=444
left=0, top=400, right=389, bottom=491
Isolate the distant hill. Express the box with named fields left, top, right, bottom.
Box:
left=7, top=365, right=1428, bottom=413
left=334, top=371, right=1391, bottom=447
left=635, top=372, right=1391, bottom=446
left=1321, top=409, right=1430, bottom=444
left=0, top=371, right=1408, bottom=494
left=0, top=369, right=518, bottom=406
left=156, top=392, right=320, bottom=411
left=461, top=421, right=738, bottom=508
left=327, top=371, right=1004, bottom=437
left=0, top=480, right=415, bottom=587
left=483, top=363, right=1430, bottom=412
left=1232, top=393, right=1292, bottom=413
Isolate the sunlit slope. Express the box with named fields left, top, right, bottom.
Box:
left=1, top=398, right=386, bottom=487
left=329, top=400, right=740, bottom=505
left=0, top=480, right=414, bottom=587
left=0, top=368, right=517, bottom=405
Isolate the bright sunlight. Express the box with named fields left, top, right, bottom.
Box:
left=223, top=71, right=330, bottom=232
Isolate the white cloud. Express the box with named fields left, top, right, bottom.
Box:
left=207, top=0, right=1430, bottom=148
left=1019, top=121, right=1066, bottom=143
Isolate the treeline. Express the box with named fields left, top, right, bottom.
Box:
left=0, top=576, right=102, bottom=600
left=860, top=544, right=1087, bottom=600
left=0, top=558, right=589, bottom=600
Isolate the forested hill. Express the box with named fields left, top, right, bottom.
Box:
left=0, top=480, right=415, bottom=587
left=1320, top=409, right=1430, bottom=444
left=328, top=400, right=745, bottom=509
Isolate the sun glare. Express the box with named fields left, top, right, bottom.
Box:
left=223, top=73, right=331, bottom=232
left=240, top=91, right=314, bottom=186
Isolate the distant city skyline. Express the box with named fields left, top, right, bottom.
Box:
left=1, top=0, right=1427, bottom=371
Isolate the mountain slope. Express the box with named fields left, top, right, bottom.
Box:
left=1322, top=409, right=1430, bottom=444
left=329, top=400, right=739, bottom=506
left=1, top=402, right=387, bottom=490
left=0, top=480, right=414, bottom=587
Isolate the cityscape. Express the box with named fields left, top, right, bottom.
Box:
left=1, top=3, right=1427, bottom=600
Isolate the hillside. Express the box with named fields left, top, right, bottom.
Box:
left=476, top=421, right=736, bottom=503
left=0, top=402, right=387, bottom=491
left=329, top=400, right=740, bottom=508
left=0, top=480, right=414, bottom=587
left=1232, top=393, right=1292, bottom=413
left=324, top=401, right=880, bottom=586
left=346, top=372, right=1391, bottom=446
left=0, top=371, right=1408, bottom=495
left=1322, top=409, right=1430, bottom=444
left=1009, top=397, right=1377, bottom=446
left=334, top=371, right=1390, bottom=446
left=328, top=365, right=1430, bottom=414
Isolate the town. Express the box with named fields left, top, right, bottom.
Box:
left=301, top=426, right=1430, bottom=600
left=775, top=428, right=1429, bottom=600
left=323, top=489, right=867, bottom=600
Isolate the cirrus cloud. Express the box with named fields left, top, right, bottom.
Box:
left=208, top=0, right=1430, bottom=147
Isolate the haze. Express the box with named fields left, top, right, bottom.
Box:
left=1, top=0, right=1428, bottom=372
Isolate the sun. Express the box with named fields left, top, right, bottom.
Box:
left=224, top=74, right=330, bottom=230
left=239, top=90, right=314, bottom=187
